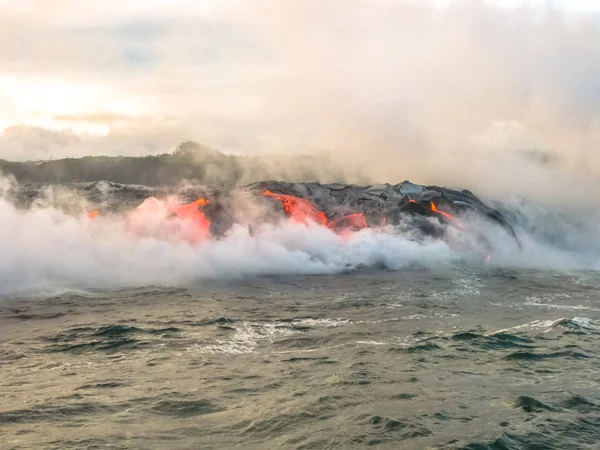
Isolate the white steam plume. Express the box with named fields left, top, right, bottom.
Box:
left=0, top=0, right=598, bottom=205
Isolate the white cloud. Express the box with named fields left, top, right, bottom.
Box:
left=0, top=0, right=599, bottom=196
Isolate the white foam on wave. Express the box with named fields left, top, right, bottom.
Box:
left=191, top=318, right=352, bottom=355
left=290, top=318, right=350, bottom=327
left=524, top=294, right=600, bottom=311
left=486, top=319, right=559, bottom=336
left=355, top=340, right=389, bottom=346
left=429, top=273, right=486, bottom=301
left=486, top=317, right=600, bottom=336
left=571, top=317, right=600, bottom=330
left=192, top=322, right=298, bottom=355
left=525, top=302, right=600, bottom=312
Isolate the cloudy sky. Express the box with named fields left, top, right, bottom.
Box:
left=0, top=0, right=599, bottom=164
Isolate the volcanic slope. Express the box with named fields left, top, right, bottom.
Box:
left=6, top=179, right=522, bottom=256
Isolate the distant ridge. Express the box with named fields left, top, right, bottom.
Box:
left=0, top=141, right=558, bottom=188
left=0, top=141, right=246, bottom=186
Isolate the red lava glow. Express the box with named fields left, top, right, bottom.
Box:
left=170, top=198, right=210, bottom=219
left=125, top=197, right=212, bottom=245
left=263, top=190, right=328, bottom=226
left=263, top=191, right=372, bottom=233
left=170, top=198, right=212, bottom=242
left=327, top=213, right=368, bottom=231
left=430, top=201, right=456, bottom=222
left=89, top=192, right=490, bottom=253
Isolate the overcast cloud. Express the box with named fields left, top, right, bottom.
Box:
left=0, top=0, right=598, bottom=200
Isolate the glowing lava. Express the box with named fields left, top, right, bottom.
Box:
left=124, top=197, right=212, bottom=245
left=409, top=198, right=458, bottom=224
left=170, top=198, right=212, bottom=242
left=170, top=198, right=210, bottom=219
left=85, top=191, right=498, bottom=263
left=430, top=201, right=456, bottom=222
left=263, top=190, right=328, bottom=226
left=327, top=213, right=368, bottom=231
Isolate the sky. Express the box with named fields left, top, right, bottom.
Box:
left=0, top=0, right=599, bottom=168
left=467, top=0, right=600, bottom=12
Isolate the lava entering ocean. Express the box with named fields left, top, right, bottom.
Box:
left=90, top=197, right=213, bottom=245
left=263, top=190, right=328, bottom=226
left=263, top=189, right=369, bottom=232
left=327, top=213, right=368, bottom=232
left=170, top=198, right=212, bottom=243
left=83, top=180, right=521, bottom=261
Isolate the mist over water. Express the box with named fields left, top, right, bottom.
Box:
left=1, top=174, right=599, bottom=298
left=0, top=190, right=456, bottom=296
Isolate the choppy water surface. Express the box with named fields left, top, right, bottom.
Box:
left=2, top=266, right=600, bottom=449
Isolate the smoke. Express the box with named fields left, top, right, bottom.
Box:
left=1, top=1, right=599, bottom=188
left=2, top=172, right=600, bottom=298
left=0, top=189, right=462, bottom=297
left=232, top=0, right=600, bottom=205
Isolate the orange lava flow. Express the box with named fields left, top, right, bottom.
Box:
left=171, top=198, right=210, bottom=218
left=263, top=190, right=328, bottom=226
left=430, top=202, right=456, bottom=222
left=88, top=210, right=100, bottom=219
left=170, top=198, right=212, bottom=240
left=327, top=213, right=368, bottom=231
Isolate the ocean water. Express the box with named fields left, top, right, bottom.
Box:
left=2, top=266, right=600, bottom=449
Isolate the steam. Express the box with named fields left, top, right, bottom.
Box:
left=1, top=0, right=599, bottom=203
left=2, top=175, right=600, bottom=298
left=0, top=193, right=460, bottom=297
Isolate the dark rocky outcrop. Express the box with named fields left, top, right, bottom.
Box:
left=3, top=178, right=521, bottom=254
left=242, top=180, right=521, bottom=249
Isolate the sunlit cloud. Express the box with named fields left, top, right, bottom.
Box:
left=0, top=0, right=598, bottom=192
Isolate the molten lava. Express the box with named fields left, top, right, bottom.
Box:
left=408, top=199, right=458, bottom=224
left=85, top=190, right=500, bottom=264
left=430, top=201, right=456, bottom=222
left=327, top=213, right=368, bottom=231
left=170, top=198, right=212, bottom=242
left=125, top=197, right=212, bottom=245
left=263, top=190, right=328, bottom=226
left=170, top=198, right=210, bottom=219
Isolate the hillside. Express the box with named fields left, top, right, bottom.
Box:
left=0, top=142, right=246, bottom=186
left=0, top=141, right=357, bottom=187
